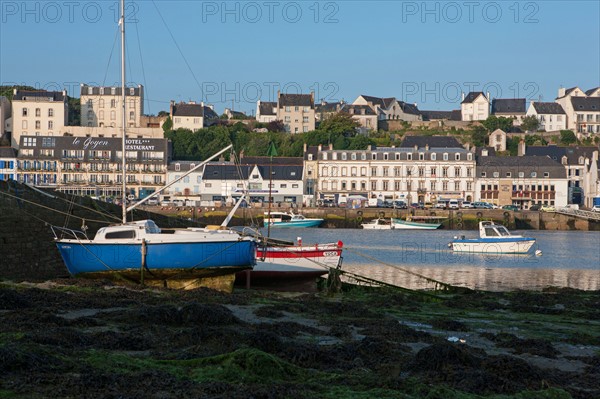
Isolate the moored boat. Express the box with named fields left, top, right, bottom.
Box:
left=263, top=212, right=324, bottom=228
left=361, top=218, right=394, bottom=230
left=236, top=240, right=343, bottom=287
left=391, top=216, right=444, bottom=230
left=450, top=221, right=536, bottom=254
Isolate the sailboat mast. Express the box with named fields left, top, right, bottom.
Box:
left=120, top=0, right=127, bottom=224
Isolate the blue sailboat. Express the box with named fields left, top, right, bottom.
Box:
left=53, top=0, right=256, bottom=290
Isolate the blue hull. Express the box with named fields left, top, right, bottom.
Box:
left=263, top=220, right=323, bottom=228
left=56, top=240, right=256, bottom=277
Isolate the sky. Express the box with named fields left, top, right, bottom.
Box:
left=1, top=0, right=599, bottom=116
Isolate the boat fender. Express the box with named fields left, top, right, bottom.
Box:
left=476, top=212, right=483, bottom=218
left=447, top=242, right=452, bottom=248
left=379, top=211, right=385, bottom=218
left=456, top=222, right=463, bottom=229
left=453, top=236, right=458, bottom=240
left=535, top=249, right=542, bottom=256
left=357, top=216, right=363, bottom=223
left=430, top=211, right=436, bottom=216
left=357, top=210, right=363, bottom=217
left=456, top=211, right=463, bottom=218
left=503, top=211, right=510, bottom=218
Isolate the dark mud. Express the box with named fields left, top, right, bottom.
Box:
left=0, top=279, right=598, bottom=398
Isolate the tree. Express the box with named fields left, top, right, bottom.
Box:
left=162, top=116, right=173, bottom=133
left=470, top=126, right=488, bottom=147
left=481, top=115, right=513, bottom=132
left=559, top=130, right=577, bottom=145
left=347, top=134, right=375, bottom=150
left=67, top=96, right=80, bottom=126
left=157, top=110, right=170, bottom=117
left=521, top=115, right=540, bottom=132
left=317, top=112, right=360, bottom=135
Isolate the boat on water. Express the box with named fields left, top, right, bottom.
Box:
left=449, top=221, right=536, bottom=254
left=391, top=216, right=444, bottom=230
left=52, top=0, right=257, bottom=291
left=263, top=212, right=324, bottom=228
left=236, top=239, right=343, bottom=287
left=361, top=218, right=394, bottom=230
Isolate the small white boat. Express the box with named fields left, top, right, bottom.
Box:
left=450, top=221, right=536, bottom=254
left=263, top=212, right=323, bottom=228
left=361, top=218, right=394, bottom=230
left=391, top=216, right=444, bottom=230
left=236, top=240, right=343, bottom=287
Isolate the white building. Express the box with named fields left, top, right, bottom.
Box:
left=525, top=102, right=567, bottom=132
left=316, top=136, right=476, bottom=205
left=80, top=84, right=144, bottom=128
left=165, top=160, right=205, bottom=204
left=256, top=101, right=277, bottom=123
left=11, top=89, right=68, bottom=149
left=170, top=101, right=218, bottom=131
left=554, top=86, right=600, bottom=133
left=491, top=98, right=526, bottom=125
left=0, top=147, right=17, bottom=181
left=523, top=144, right=599, bottom=207
left=461, top=92, right=490, bottom=121
left=476, top=154, right=569, bottom=209
left=489, top=129, right=507, bottom=152
left=191, top=158, right=305, bottom=205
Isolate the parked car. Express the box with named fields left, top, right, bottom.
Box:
left=529, top=204, right=541, bottom=211
left=434, top=202, right=447, bottom=209
left=461, top=201, right=473, bottom=209
left=393, top=201, right=407, bottom=209
left=540, top=205, right=556, bottom=212
left=591, top=205, right=600, bottom=212
left=410, top=202, right=423, bottom=209
left=472, top=202, right=493, bottom=209
left=160, top=200, right=172, bottom=206
left=318, top=199, right=336, bottom=208
left=502, top=205, right=519, bottom=211
left=146, top=198, right=158, bottom=206
left=448, top=199, right=459, bottom=209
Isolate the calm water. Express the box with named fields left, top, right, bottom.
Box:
left=264, top=228, right=600, bottom=291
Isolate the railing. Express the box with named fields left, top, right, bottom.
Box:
left=555, top=207, right=600, bottom=221
left=50, top=225, right=90, bottom=241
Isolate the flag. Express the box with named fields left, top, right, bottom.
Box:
left=267, top=141, right=278, bottom=158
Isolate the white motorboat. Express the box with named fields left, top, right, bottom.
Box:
left=450, top=221, right=536, bottom=254
left=361, top=218, right=394, bottom=230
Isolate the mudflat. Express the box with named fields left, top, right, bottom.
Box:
left=0, top=279, right=598, bottom=399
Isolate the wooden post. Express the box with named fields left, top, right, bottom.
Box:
left=140, top=239, right=147, bottom=286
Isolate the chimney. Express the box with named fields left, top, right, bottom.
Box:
left=239, top=149, right=245, bottom=159
left=558, top=87, right=566, bottom=98
left=486, top=92, right=490, bottom=101
left=425, top=144, right=429, bottom=151
left=461, top=92, right=465, bottom=101
left=303, top=143, right=307, bottom=153
left=414, top=145, right=418, bottom=151
left=329, top=143, right=333, bottom=150
left=367, top=145, right=372, bottom=151
left=318, top=144, right=322, bottom=152
left=481, top=149, right=488, bottom=157
left=518, top=139, right=526, bottom=156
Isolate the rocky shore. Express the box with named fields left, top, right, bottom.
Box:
left=1, top=279, right=598, bottom=398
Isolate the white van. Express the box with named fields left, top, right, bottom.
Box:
left=448, top=199, right=459, bottom=209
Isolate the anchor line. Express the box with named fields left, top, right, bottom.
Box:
left=342, top=245, right=456, bottom=291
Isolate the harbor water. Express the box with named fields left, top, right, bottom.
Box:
left=265, top=228, right=600, bottom=291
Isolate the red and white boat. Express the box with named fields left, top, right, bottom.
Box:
left=236, top=239, right=343, bottom=288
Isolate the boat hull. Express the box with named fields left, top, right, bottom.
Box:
left=56, top=240, right=257, bottom=278
left=361, top=224, right=393, bottom=230
left=391, top=218, right=441, bottom=230
left=236, top=244, right=341, bottom=286
left=451, top=238, right=535, bottom=254
left=263, top=220, right=323, bottom=228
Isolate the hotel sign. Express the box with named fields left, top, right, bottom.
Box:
left=72, top=137, right=157, bottom=151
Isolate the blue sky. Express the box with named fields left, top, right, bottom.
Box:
left=1, top=0, right=599, bottom=115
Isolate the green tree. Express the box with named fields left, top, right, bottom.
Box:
left=162, top=116, right=173, bottom=133
left=521, top=115, right=540, bottom=132
left=317, top=112, right=360, bottom=135
left=157, top=110, right=169, bottom=117
left=67, top=96, right=80, bottom=126
left=347, top=134, right=375, bottom=150
left=559, top=130, right=577, bottom=145
left=471, top=126, right=488, bottom=147
left=481, top=115, right=513, bottom=132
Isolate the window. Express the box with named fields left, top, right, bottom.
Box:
left=481, top=172, right=486, bottom=177
left=443, top=153, right=448, bottom=161
left=22, top=120, right=27, bottom=129
left=506, top=172, right=512, bottom=177
left=303, top=116, right=309, bottom=123
left=175, top=164, right=180, bottom=171
left=442, top=167, right=448, bottom=177
left=110, top=111, right=116, bottom=120
left=493, top=172, right=499, bottom=177
left=280, top=184, right=287, bottom=188
left=111, top=99, right=116, bottom=108
left=407, top=153, right=412, bottom=160
left=285, top=106, right=290, bottom=112
left=454, top=167, right=460, bottom=177
left=35, top=121, right=41, bottom=129
left=351, top=153, right=356, bottom=160
left=419, top=153, right=424, bottom=160
left=205, top=183, right=212, bottom=188
left=518, top=172, right=524, bottom=178
left=130, top=111, right=135, bottom=120
left=430, top=167, right=437, bottom=176
left=23, top=137, right=36, bottom=147
left=35, top=108, right=41, bottom=117
left=384, top=153, right=389, bottom=160
left=105, top=230, right=136, bottom=239
left=531, top=172, right=537, bottom=178
left=341, top=153, right=347, bottom=160
left=22, top=108, right=28, bottom=116
left=431, top=153, right=436, bottom=161
left=455, top=153, right=460, bottom=161
left=48, top=121, right=53, bottom=129
left=467, top=153, right=473, bottom=161
left=544, top=172, right=549, bottom=178
left=292, top=184, right=299, bottom=188
left=48, top=109, right=54, bottom=117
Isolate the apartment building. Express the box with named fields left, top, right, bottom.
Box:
left=525, top=102, right=567, bottom=132
left=11, top=89, right=68, bottom=149
left=491, top=98, right=526, bottom=125
left=276, top=92, right=315, bottom=133
left=170, top=101, right=218, bottom=131
left=352, top=95, right=422, bottom=122
left=80, top=84, right=144, bottom=128
left=461, top=92, right=490, bottom=121
left=0, top=147, right=17, bottom=181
